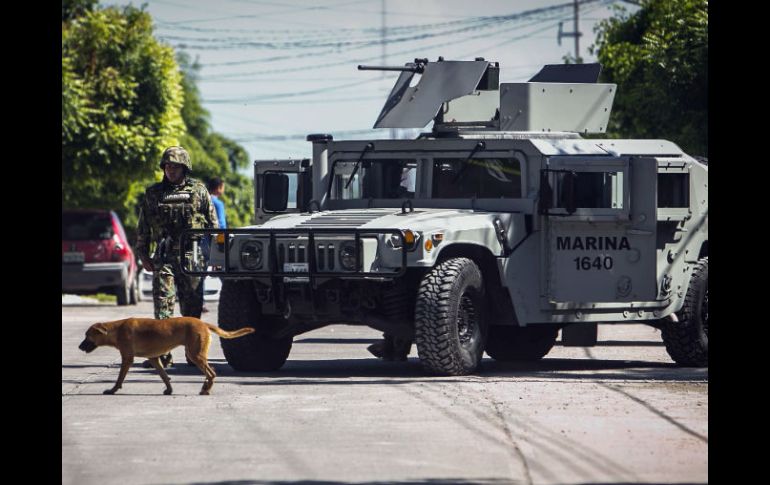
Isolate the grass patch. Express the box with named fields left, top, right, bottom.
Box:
left=91, top=293, right=117, bottom=303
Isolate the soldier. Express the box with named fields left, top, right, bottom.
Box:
left=135, top=146, right=219, bottom=368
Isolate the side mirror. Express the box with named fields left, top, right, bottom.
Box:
left=263, top=173, right=289, bottom=212
left=562, top=171, right=577, bottom=215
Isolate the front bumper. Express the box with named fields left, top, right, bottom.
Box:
left=180, top=228, right=408, bottom=280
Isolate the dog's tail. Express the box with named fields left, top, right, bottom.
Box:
left=206, top=324, right=255, bottom=339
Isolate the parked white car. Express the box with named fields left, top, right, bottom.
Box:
left=138, top=268, right=221, bottom=302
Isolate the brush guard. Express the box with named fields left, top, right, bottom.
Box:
left=179, top=228, right=408, bottom=284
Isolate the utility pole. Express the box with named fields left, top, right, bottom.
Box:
left=557, top=0, right=582, bottom=63
left=381, top=0, right=386, bottom=79
left=382, top=0, right=398, bottom=139
left=574, top=0, right=579, bottom=62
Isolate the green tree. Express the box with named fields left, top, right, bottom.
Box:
left=591, top=0, right=708, bottom=156
left=62, top=5, right=186, bottom=229
left=62, top=0, right=97, bottom=22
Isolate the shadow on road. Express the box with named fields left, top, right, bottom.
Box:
left=62, top=357, right=708, bottom=384
left=169, top=480, right=513, bottom=485
left=167, top=480, right=707, bottom=485
left=80, top=355, right=706, bottom=385
left=294, top=338, right=380, bottom=345
left=556, top=340, right=665, bottom=347
left=61, top=303, right=117, bottom=308
left=63, top=355, right=707, bottom=384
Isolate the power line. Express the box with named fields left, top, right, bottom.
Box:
left=159, top=0, right=378, bottom=25
left=195, top=12, right=575, bottom=80
left=203, top=77, right=380, bottom=103
left=159, top=15, right=533, bottom=51
left=157, top=9, right=537, bottom=38
left=160, top=1, right=599, bottom=61
left=209, top=94, right=385, bottom=105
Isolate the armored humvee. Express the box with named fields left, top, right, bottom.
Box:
left=182, top=58, right=708, bottom=376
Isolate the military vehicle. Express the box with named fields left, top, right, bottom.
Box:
left=182, top=58, right=708, bottom=376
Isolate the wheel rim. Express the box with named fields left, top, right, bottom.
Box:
left=457, top=293, right=479, bottom=347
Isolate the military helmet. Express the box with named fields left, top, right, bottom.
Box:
left=159, top=146, right=192, bottom=171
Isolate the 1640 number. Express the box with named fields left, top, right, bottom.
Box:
left=573, top=256, right=613, bottom=271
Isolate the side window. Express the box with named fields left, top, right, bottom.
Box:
left=555, top=171, right=624, bottom=209
left=658, top=172, right=689, bottom=208
left=331, top=160, right=417, bottom=200
left=432, top=158, right=522, bottom=198
left=331, top=161, right=363, bottom=200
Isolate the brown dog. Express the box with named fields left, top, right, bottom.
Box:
left=78, top=317, right=254, bottom=395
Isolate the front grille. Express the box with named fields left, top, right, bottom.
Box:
left=274, top=239, right=336, bottom=272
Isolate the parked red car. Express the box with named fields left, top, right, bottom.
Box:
left=62, top=209, right=139, bottom=305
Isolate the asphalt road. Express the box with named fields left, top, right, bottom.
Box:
left=62, top=299, right=707, bottom=485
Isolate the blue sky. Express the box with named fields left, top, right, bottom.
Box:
left=100, top=0, right=638, bottom=174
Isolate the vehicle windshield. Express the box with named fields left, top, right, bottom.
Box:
left=432, top=157, right=522, bottom=198
left=331, top=159, right=416, bottom=200
left=330, top=156, right=523, bottom=200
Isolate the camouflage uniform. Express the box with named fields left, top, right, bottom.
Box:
left=135, top=148, right=218, bottom=321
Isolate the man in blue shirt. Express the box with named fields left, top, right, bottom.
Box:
left=207, top=177, right=227, bottom=230
left=201, top=178, right=227, bottom=314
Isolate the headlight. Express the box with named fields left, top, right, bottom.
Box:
left=339, top=241, right=358, bottom=271
left=240, top=240, right=263, bottom=269
left=387, top=229, right=421, bottom=251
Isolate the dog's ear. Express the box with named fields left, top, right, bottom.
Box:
left=93, top=323, right=108, bottom=335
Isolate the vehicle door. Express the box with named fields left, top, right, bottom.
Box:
left=540, top=156, right=658, bottom=303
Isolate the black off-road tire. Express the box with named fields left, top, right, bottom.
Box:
left=661, top=257, right=708, bottom=367
left=218, top=280, right=292, bottom=371
left=115, top=279, right=131, bottom=306
left=414, top=257, right=487, bottom=375
left=485, top=325, right=558, bottom=361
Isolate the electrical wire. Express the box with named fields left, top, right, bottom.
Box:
left=195, top=12, right=568, bottom=80
left=196, top=12, right=575, bottom=80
